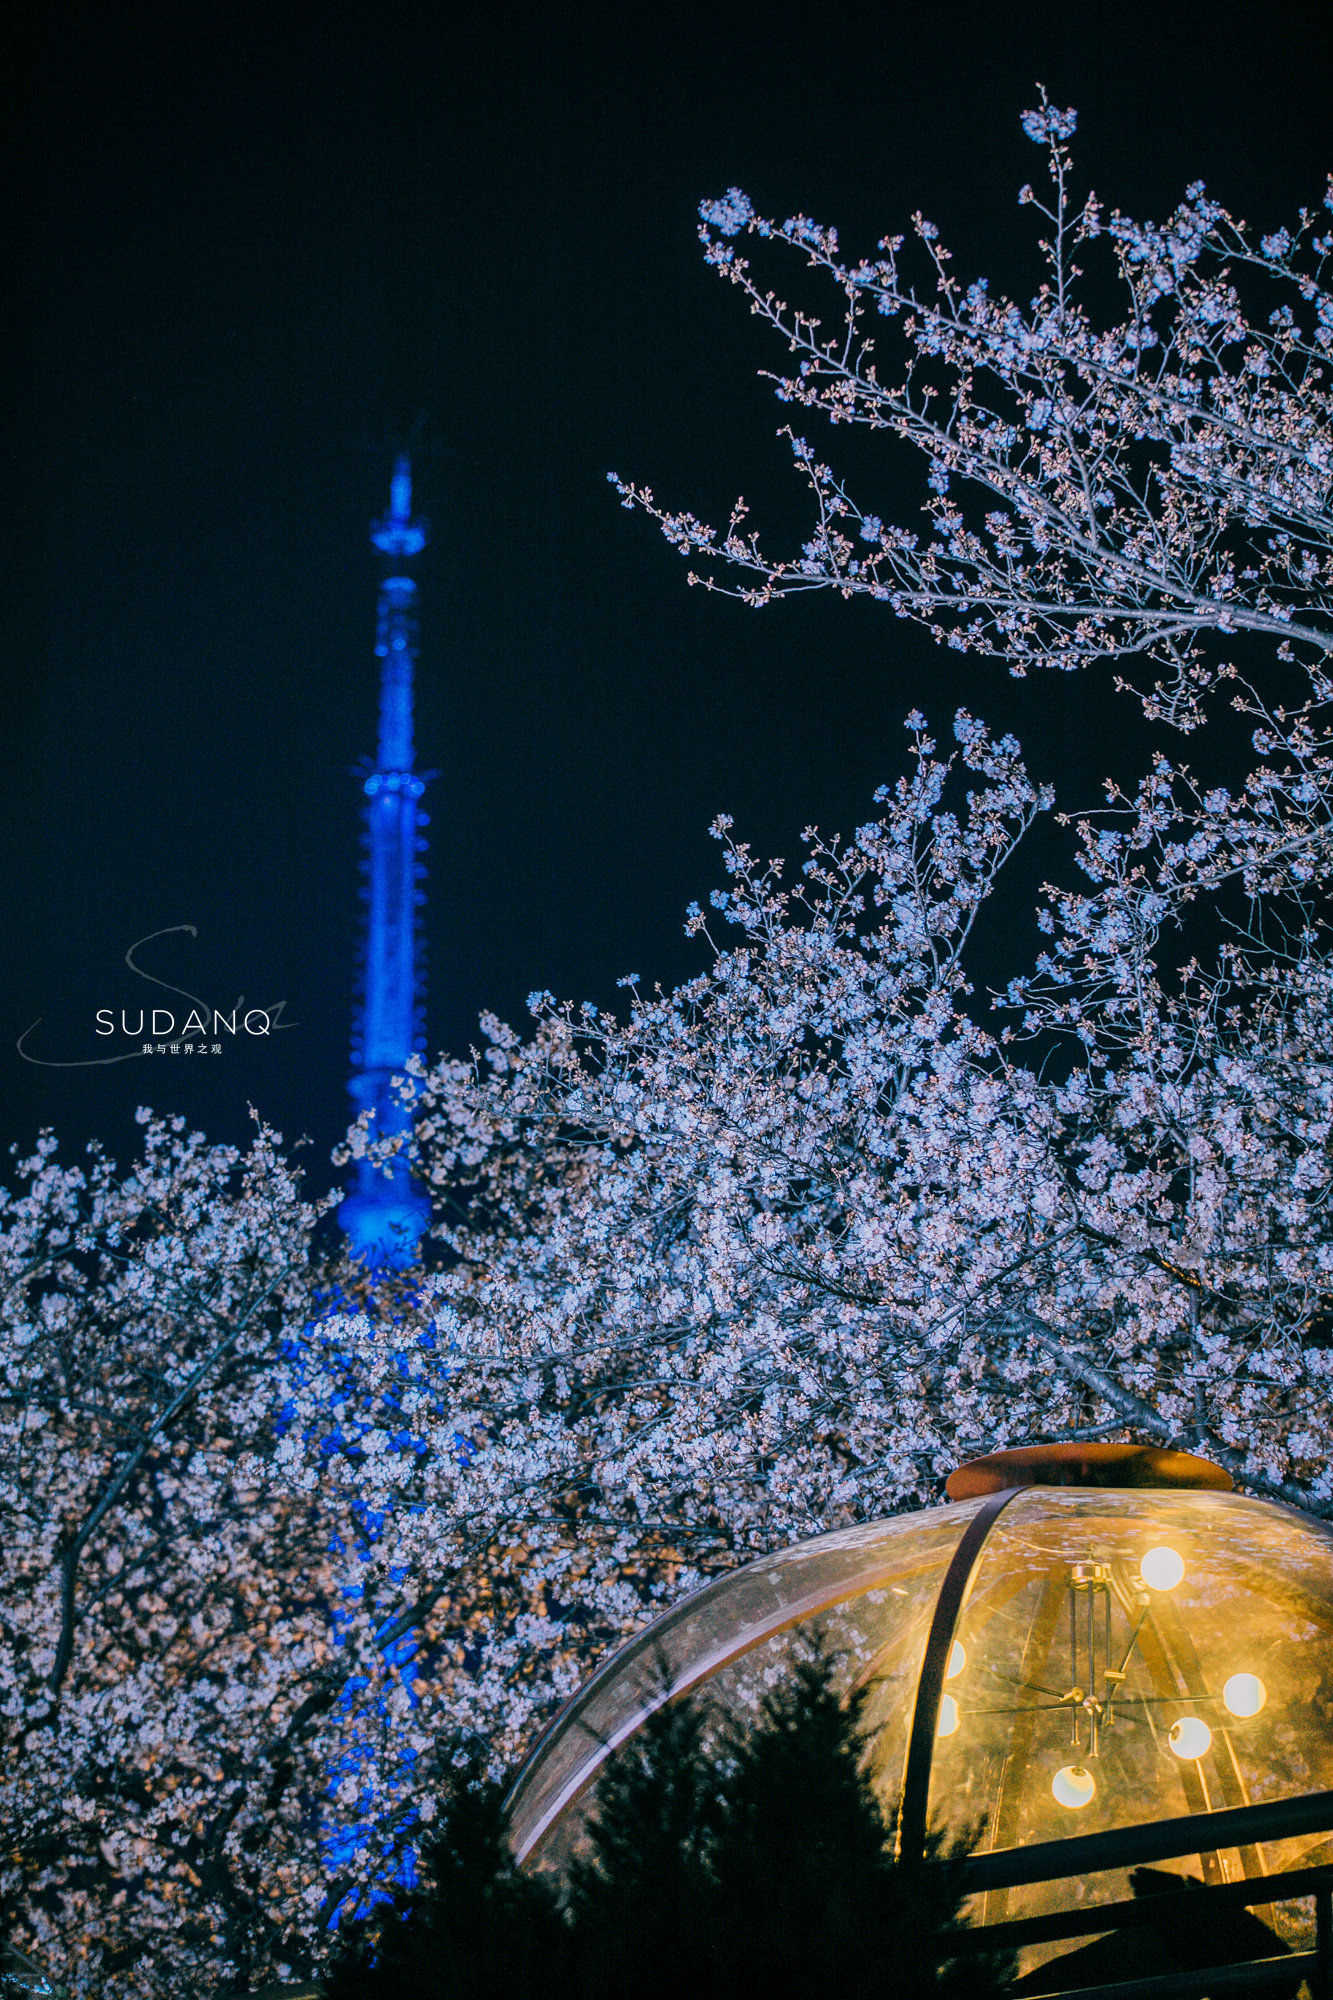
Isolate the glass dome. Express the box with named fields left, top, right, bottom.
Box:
left=507, top=1447, right=1333, bottom=1932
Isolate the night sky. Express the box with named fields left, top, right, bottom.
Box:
left=7, top=1, right=1331, bottom=1198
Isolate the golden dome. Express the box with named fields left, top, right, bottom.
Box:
left=508, top=1447, right=1333, bottom=1931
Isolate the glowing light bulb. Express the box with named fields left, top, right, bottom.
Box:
left=1140, top=1546, right=1185, bottom=1592
left=1052, top=1765, right=1096, bottom=1809
left=946, top=1640, right=966, bottom=1680
left=1169, top=1716, right=1212, bottom=1760
left=937, top=1694, right=960, bottom=1737
left=1223, top=1673, right=1267, bottom=1718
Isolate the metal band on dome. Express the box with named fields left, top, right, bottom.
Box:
left=898, top=1486, right=1023, bottom=1866
left=946, top=1441, right=1231, bottom=1498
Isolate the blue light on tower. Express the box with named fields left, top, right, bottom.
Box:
left=338, top=456, right=432, bottom=1267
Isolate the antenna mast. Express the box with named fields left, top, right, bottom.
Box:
left=339, top=455, right=431, bottom=1267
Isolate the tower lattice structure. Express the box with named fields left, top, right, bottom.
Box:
left=338, top=456, right=432, bottom=1267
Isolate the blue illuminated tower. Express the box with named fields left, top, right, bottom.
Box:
left=338, top=456, right=432, bottom=1266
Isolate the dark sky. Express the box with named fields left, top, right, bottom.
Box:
left=6, top=0, right=1331, bottom=1194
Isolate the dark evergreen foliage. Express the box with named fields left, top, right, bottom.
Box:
left=323, top=1647, right=1009, bottom=2000
left=700, top=1650, right=992, bottom=2000
left=319, top=1779, right=569, bottom=2000
left=564, top=1677, right=719, bottom=1996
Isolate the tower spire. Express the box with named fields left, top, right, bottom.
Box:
left=338, top=455, right=431, bottom=1267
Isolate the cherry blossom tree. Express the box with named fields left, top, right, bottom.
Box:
left=613, top=92, right=1333, bottom=732
left=0, top=1110, right=595, bottom=1996
left=0, top=1114, right=363, bottom=1996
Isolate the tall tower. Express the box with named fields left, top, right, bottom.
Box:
left=338, top=456, right=432, bottom=1267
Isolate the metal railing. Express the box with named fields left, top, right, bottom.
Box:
left=944, top=1788, right=1333, bottom=2000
